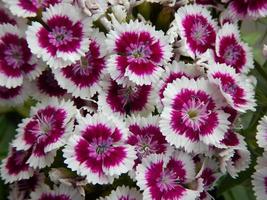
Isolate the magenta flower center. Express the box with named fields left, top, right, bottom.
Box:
left=88, top=138, right=113, bottom=160
left=191, top=20, right=211, bottom=45
left=180, top=98, right=210, bottom=131
left=48, top=26, right=73, bottom=47
left=117, top=86, right=140, bottom=107
left=135, top=135, right=158, bottom=159
left=4, top=44, right=24, bottom=69
left=223, top=45, right=241, bottom=65
left=126, top=42, right=152, bottom=63
left=156, top=169, right=179, bottom=192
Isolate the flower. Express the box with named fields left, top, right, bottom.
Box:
left=157, top=61, right=202, bottom=110
left=169, top=4, right=218, bottom=58
left=207, top=63, right=256, bottom=112
left=29, top=184, right=83, bottom=200
left=0, top=84, right=28, bottom=107
left=12, top=98, right=76, bottom=169
left=0, top=1, right=17, bottom=25
left=196, top=158, right=221, bottom=190
left=98, top=78, right=157, bottom=117
left=256, top=115, right=267, bottom=151
left=98, top=185, right=142, bottom=200
left=160, top=77, right=230, bottom=154
left=0, top=148, right=34, bottom=184
left=77, top=0, right=108, bottom=19
left=0, top=24, right=43, bottom=88
left=136, top=151, right=201, bottom=200
left=228, top=0, right=267, bottom=19
left=214, top=23, right=253, bottom=74
left=8, top=172, right=45, bottom=200
left=2, top=0, right=72, bottom=18
left=126, top=115, right=171, bottom=170
left=63, top=113, right=136, bottom=184
left=26, top=3, right=91, bottom=69
left=220, top=146, right=251, bottom=178
left=106, top=20, right=172, bottom=85
left=30, top=69, right=68, bottom=101
left=252, top=152, right=267, bottom=200
left=53, top=29, right=106, bottom=99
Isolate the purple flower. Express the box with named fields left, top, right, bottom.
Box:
left=30, top=69, right=68, bottom=101
left=26, top=3, right=91, bottom=69
left=12, top=98, right=76, bottom=169
left=53, top=29, right=107, bottom=99
left=207, top=63, right=256, bottom=112
left=214, top=23, right=253, bottom=74
left=2, top=0, right=72, bottom=18
left=0, top=24, right=43, bottom=88
left=160, top=77, right=230, bottom=154
left=0, top=148, right=34, bottom=184
left=136, top=151, right=202, bottom=200
left=98, top=78, right=156, bottom=116
left=106, top=20, right=172, bottom=85
left=170, top=4, right=218, bottom=59
left=126, top=115, right=171, bottom=172
left=228, top=0, right=267, bottom=19
left=63, top=113, right=136, bottom=184
left=0, top=84, right=28, bottom=107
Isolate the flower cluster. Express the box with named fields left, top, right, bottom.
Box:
left=0, top=0, right=262, bottom=199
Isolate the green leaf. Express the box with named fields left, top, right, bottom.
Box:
left=242, top=31, right=262, bottom=46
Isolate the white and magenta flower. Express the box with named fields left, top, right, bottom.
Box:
left=256, top=115, right=267, bottom=150
left=220, top=146, right=251, bottom=178
left=228, top=0, right=267, bottom=19
left=2, top=0, right=72, bottom=18
left=8, top=172, right=45, bottom=200
left=30, top=69, right=68, bottom=101
left=126, top=115, right=170, bottom=170
left=0, top=84, right=28, bottom=107
left=136, top=151, right=201, bottom=200
left=12, top=98, right=76, bottom=169
left=160, top=77, right=230, bottom=153
left=157, top=61, right=202, bottom=110
left=29, top=184, right=83, bottom=200
left=214, top=23, right=253, bottom=74
left=98, top=78, right=156, bottom=116
left=26, top=3, right=91, bottom=69
left=53, top=29, right=106, bottom=99
left=98, top=185, right=142, bottom=200
left=196, top=158, right=221, bottom=190
left=170, top=4, right=218, bottom=58
left=207, top=63, right=256, bottom=112
left=0, top=148, right=34, bottom=184
left=0, top=24, right=43, bottom=88
left=0, top=2, right=17, bottom=25
left=252, top=152, right=267, bottom=200
left=63, top=113, right=136, bottom=184
left=106, top=20, right=172, bottom=85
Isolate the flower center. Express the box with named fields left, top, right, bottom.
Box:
left=117, top=86, right=139, bottom=108
left=181, top=97, right=211, bottom=131
left=222, top=83, right=238, bottom=96
left=223, top=44, right=241, bottom=64
left=156, top=169, right=179, bottom=192
left=135, top=135, right=157, bottom=159
left=126, top=42, right=152, bottom=63
left=4, top=44, right=24, bottom=68
left=48, top=26, right=73, bottom=47
left=88, top=137, right=113, bottom=160
left=191, top=21, right=211, bottom=45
